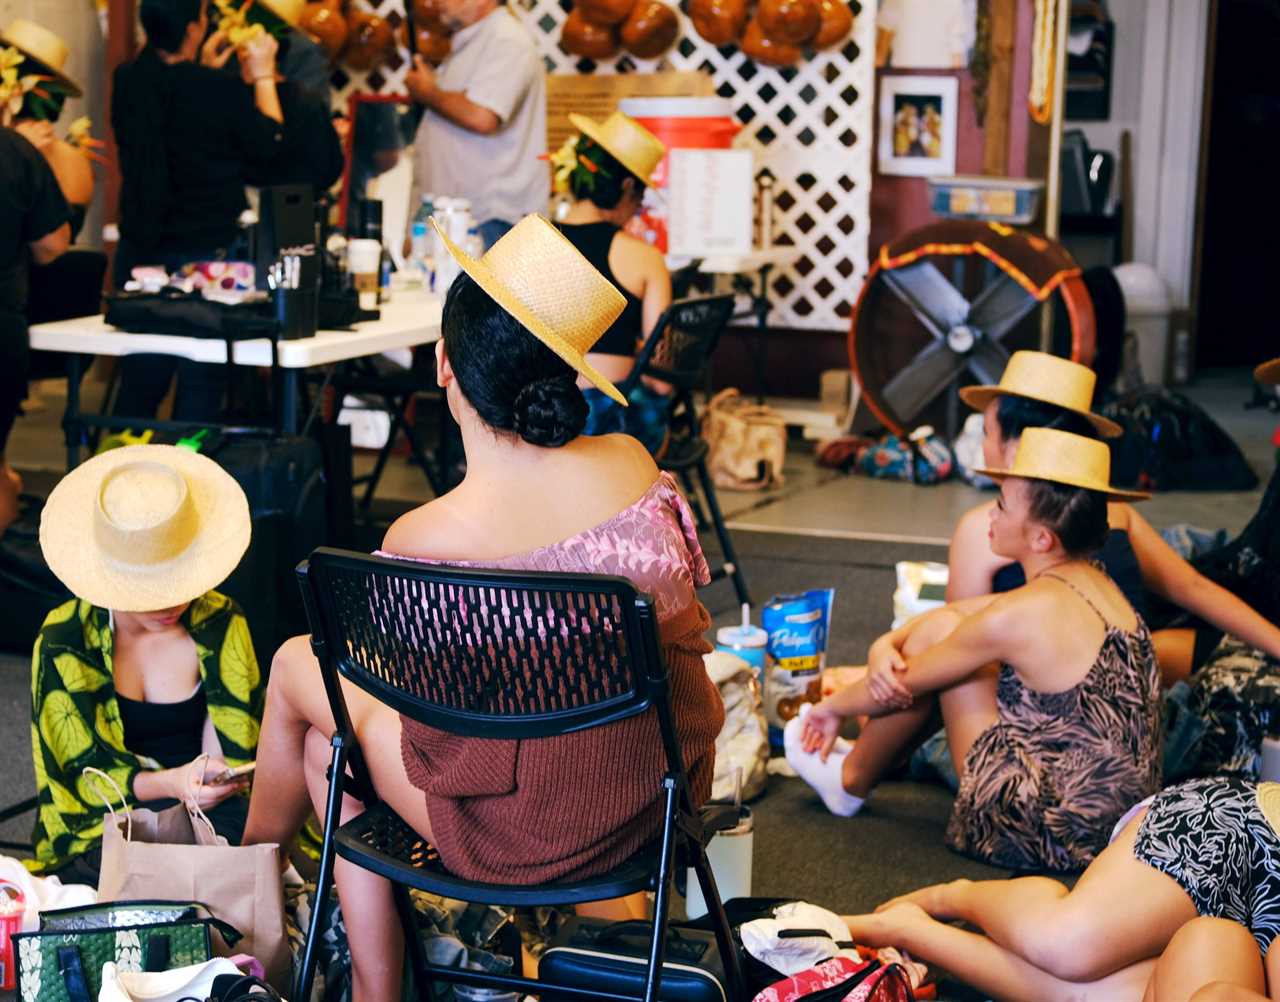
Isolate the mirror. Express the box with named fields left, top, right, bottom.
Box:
left=340, top=92, right=419, bottom=262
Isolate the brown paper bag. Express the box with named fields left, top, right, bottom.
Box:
left=89, top=768, right=291, bottom=991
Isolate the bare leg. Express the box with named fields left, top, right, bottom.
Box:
left=244, top=636, right=434, bottom=1002
left=840, top=609, right=998, bottom=797
left=875, top=811, right=1198, bottom=982
left=1143, top=918, right=1266, bottom=1002
left=844, top=901, right=1154, bottom=1002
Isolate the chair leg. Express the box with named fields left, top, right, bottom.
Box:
left=393, top=881, right=432, bottom=1000
left=400, top=403, right=445, bottom=497
left=293, top=734, right=350, bottom=1002
left=688, top=843, right=747, bottom=1001
left=357, top=396, right=407, bottom=511
left=643, top=778, right=678, bottom=1002
left=695, top=459, right=751, bottom=607
left=678, top=468, right=710, bottom=529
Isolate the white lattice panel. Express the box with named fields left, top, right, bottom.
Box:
left=330, top=0, right=875, bottom=331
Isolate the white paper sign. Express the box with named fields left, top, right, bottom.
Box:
left=666, top=149, right=754, bottom=259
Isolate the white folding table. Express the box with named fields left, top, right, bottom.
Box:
left=30, top=292, right=443, bottom=467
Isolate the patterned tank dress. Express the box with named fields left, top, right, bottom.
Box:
left=945, top=572, right=1164, bottom=872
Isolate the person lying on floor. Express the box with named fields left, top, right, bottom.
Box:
left=28, top=445, right=261, bottom=884
left=789, top=427, right=1162, bottom=872
left=238, top=215, right=724, bottom=1002
left=844, top=776, right=1280, bottom=1002
left=951, top=350, right=1280, bottom=687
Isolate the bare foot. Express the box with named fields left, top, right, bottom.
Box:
left=844, top=901, right=930, bottom=949
left=876, top=878, right=971, bottom=919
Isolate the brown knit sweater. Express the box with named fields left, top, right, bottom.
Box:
left=390, top=473, right=725, bottom=884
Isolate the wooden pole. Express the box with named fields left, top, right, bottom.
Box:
left=1040, top=0, right=1070, bottom=351
left=982, top=2, right=1016, bottom=177
left=102, top=0, right=137, bottom=248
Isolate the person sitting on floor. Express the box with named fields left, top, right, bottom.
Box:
left=789, top=427, right=1162, bottom=872
left=555, top=111, right=672, bottom=454
left=951, top=350, right=1280, bottom=686
left=28, top=445, right=261, bottom=883
left=239, top=215, right=724, bottom=1002
left=844, top=775, right=1280, bottom=1002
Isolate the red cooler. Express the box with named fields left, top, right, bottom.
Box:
left=617, top=96, right=740, bottom=251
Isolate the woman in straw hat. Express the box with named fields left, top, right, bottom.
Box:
left=554, top=111, right=673, bottom=452
left=949, top=351, right=1280, bottom=688
left=28, top=445, right=263, bottom=883
left=790, top=427, right=1162, bottom=871
left=240, top=215, right=724, bottom=1000
left=841, top=775, right=1280, bottom=1002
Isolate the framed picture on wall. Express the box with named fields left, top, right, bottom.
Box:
left=877, top=75, right=959, bottom=177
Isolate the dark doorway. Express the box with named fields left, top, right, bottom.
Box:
left=1195, top=0, right=1280, bottom=368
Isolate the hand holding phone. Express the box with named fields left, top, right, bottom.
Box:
left=211, top=762, right=256, bottom=785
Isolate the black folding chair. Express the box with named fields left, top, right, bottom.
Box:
left=617, top=295, right=751, bottom=606
left=294, top=547, right=747, bottom=1001
left=0, top=796, right=36, bottom=853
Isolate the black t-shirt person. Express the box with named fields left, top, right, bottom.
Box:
left=0, top=127, right=68, bottom=451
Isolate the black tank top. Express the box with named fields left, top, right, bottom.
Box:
left=992, top=529, right=1150, bottom=624
left=556, top=222, right=645, bottom=358
left=117, top=685, right=207, bottom=769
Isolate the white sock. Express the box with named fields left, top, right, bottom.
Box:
left=783, top=707, right=865, bottom=817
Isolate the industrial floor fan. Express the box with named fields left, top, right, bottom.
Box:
left=848, top=220, right=1098, bottom=439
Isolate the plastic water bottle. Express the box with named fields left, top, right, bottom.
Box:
left=409, top=220, right=431, bottom=278
left=715, top=602, right=768, bottom=691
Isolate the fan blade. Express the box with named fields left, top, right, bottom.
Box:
left=966, top=273, right=1041, bottom=342
left=965, top=336, right=1012, bottom=386
left=881, top=339, right=968, bottom=423
left=882, top=262, right=971, bottom=341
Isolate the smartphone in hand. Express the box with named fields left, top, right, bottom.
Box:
left=211, top=762, right=256, bottom=785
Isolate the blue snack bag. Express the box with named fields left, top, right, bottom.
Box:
left=761, top=588, right=835, bottom=748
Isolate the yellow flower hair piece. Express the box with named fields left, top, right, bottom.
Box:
left=0, top=46, right=44, bottom=126
left=214, top=0, right=266, bottom=45
left=548, top=135, right=580, bottom=194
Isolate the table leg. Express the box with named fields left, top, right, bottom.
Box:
left=751, top=265, right=773, bottom=401
left=281, top=370, right=299, bottom=436
left=63, top=354, right=83, bottom=470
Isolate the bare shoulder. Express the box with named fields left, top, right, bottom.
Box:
left=380, top=495, right=468, bottom=560
left=581, top=432, right=660, bottom=490
left=614, top=230, right=667, bottom=272
left=1108, top=501, right=1133, bottom=530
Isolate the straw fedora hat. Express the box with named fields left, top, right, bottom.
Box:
left=40, top=445, right=251, bottom=612
left=0, top=20, right=82, bottom=97
left=567, top=111, right=666, bottom=187
left=1256, top=358, right=1280, bottom=385
left=433, top=213, right=629, bottom=405
left=974, top=426, right=1150, bottom=501
left=958, top=350, right=1122, bottom=438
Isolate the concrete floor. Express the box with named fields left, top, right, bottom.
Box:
left=11, top=367, right=1275, bottom=547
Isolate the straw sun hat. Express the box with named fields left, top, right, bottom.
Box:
left=568, top=111, right=666, bottom=186
left=974, top=426, right=1150, bottom=502
left=1256, top=358, right=1280, bottom=385
left=40, top=445, right=251, bottom=613
left=0, top=20, right=82, bottom=97
left=433, top=213, right=629, bottom=405
left=958, top=350, right=1122, bottom=438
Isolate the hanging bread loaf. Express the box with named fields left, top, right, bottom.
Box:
left=413, top=24, right=452, bottom=64
left=343, top=9, right=393, bottom=70
left=561, top=8, right=622, bottom=57
left=689, top=0, right=746, bottom=46
left=576, top=0, right=638, bottom=27
left=811, top=0, right=851, bottom=48
left=756, top=0, right=819, bottom=45
left=300, top=0, right=348, bottom=61
left=620, top=0, right=678, bottom=57
left=412, top=0, right=450, bottom=31
left=741, top=16, right=801, bottom=64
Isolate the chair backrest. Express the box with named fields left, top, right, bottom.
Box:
left=619, top=294, right=736, bottom=398
left=298, top=548, right=675, bottom=744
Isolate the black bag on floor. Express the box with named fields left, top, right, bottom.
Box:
left=208, top=432, right=327, bottom=663
left=539, top=918, right=729, bottom=1002
left=0, top=493, right=71, bottom=654
left=1100, top=386, right=1258, bottom=492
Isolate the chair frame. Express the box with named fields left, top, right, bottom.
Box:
left=617, top=295, right=751, bottom=607
left=293, top=547, right=747, bottom=1001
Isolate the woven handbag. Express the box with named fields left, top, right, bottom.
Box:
left=14, top=901, right=242, bottom=1002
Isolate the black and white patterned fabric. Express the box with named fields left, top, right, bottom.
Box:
left=1185, top=637, right=1280, bottom=779
left=1133, top=776, right=1280, bottom=954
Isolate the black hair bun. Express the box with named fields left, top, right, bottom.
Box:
left=511, top=376, right=589, bottom=447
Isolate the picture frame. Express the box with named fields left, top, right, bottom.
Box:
left=877, top=75, right=959, bottom=177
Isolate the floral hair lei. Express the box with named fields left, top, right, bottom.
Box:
left=547, top=133, right=616, bottom=195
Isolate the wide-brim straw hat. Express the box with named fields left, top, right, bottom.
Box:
left=974, top=426, right=1150, bottom=501
left=1258, top=783, right=1280, bottom=838
left=0, top=20, right=82, bottom=97
left=40, top=445, right=251, bottom=612
left=568, top=111, right=666, bottom=187
left=958, top=350, right=1122, bottom=438
left=433, top=213, right=629, bottom=405
left=1256, top=358, right=1280, bottom=385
